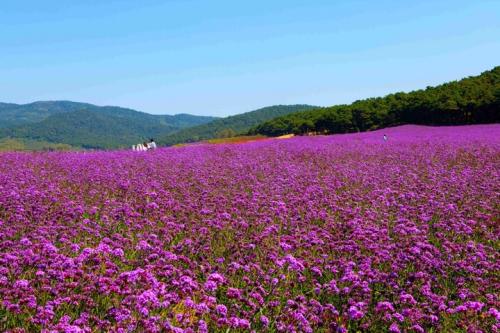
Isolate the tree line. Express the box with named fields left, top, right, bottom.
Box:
left=157, top=105, right=317, bottom=146
left=250, top=66, right=499, bottom=137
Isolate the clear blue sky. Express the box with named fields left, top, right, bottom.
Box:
left=1, top=0, right=498, bottom=116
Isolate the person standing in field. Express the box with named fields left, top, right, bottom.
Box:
left=383, top=134, right=388, bottom=142
left=149, top=138, right=157, bottom=149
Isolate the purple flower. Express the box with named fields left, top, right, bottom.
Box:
left=112, top=248, right=124, bottom=257
left=389, top=322, right=401, bottom=333
left=14, top=279, right=29, bottom=289
left=348, top=306, right=364, bottom=320
left=393, top=312, right=404, bottom=322
left=376, top=301, right=395, bottom=313
left=465, top=301, right=485, bottom=312
left=19, top=238, right=32, bottom=246
left=411, top=324, right=425, bottom=333
left=227, top=287, right=242, bottom=299
left=203, top=280, right=217, bottom=292
left=488, top=308, right=500, bottom=321
left=216, top=304, right=228, bottom=317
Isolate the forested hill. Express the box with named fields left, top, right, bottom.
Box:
left=250, top=67, right=500, bottom=137
left=157, top=105, right=318, bottom=146
left=0, top=101, right=98, bottom=128
left=0, top=101, right=217, bottom=149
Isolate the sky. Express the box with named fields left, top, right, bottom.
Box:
left=0, top=0, right=499, bottom=117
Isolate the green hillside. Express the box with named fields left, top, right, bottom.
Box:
left=0, top=138, right=74, bottom=151
left=251, top=67, right=499, bottom=136
left=0, top=101, right=96, bottom=128
left=0, top=101, right=217, bottom=149
left=158, top=105, right=318, bottom=146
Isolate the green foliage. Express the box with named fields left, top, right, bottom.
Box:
left=251, top=66, right=500, bottom=136
left=0, top=138, right=73, bottom=151
left=0, top=101, right=217, bottom=149
left=215, top=128, right=237, bottom=139
left=0, top=101, right=96, bottom=128
left=158, top=105, right=317, bottom=146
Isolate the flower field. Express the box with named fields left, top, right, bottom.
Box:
left=0, top=124, right=499, bottom=332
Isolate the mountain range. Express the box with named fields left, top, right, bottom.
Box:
left=0, top=101, right=217, bottom=149
left=1, top=66, right=498, bottom=150
left=0, top=101, right=316, bottom=149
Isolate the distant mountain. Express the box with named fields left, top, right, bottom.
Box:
left=157, top=105, right=318, bottom=146
left=0, top=101, right=97, bottom=128
left=0, top=101, right=217, bottom=149
left=251, top=66, right=500, bottom=137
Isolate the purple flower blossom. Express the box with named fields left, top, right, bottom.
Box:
left=112, top=248, right=124, bottom=257
left=216, top=304, right=228, bottom=317
left=14, top=279, right=29, bottom=289
left=348, top=306, right=364, bottom=320
left=376, top=301, right=395, bottom=313
left=226, top=287, right=242, bottom=299
left=389, top=322, right=401, bottom=333
left=203, top=280, right=217, bottom=292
